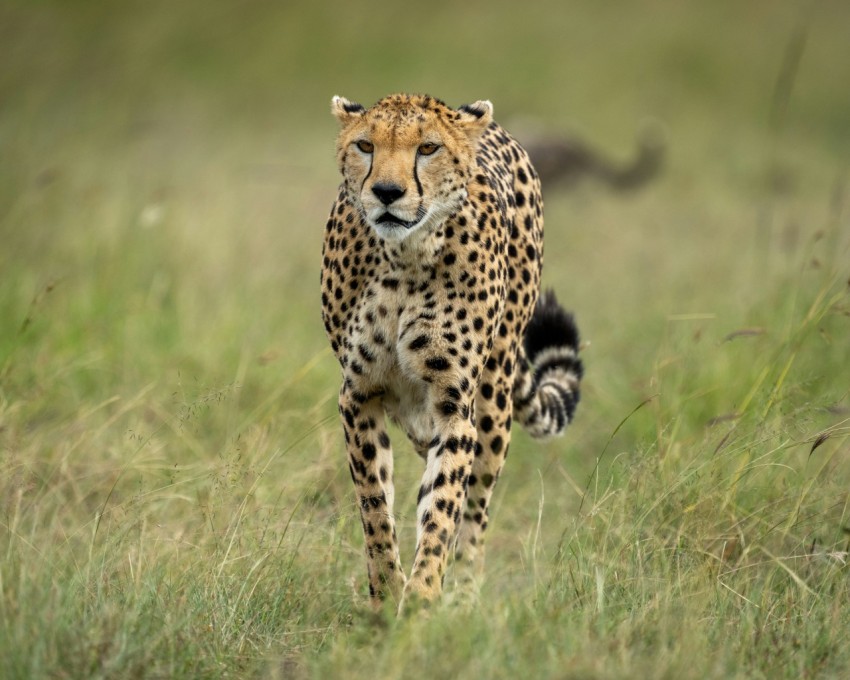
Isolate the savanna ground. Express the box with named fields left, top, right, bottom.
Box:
left=1, top=1, right=849, bottom=678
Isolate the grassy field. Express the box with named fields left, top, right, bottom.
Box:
left=2, top=0, right=849, bottom=677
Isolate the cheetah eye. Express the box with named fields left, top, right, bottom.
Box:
left=418, top=143, right=440, bottom=156
left=356, top=140, right=374, bottom=154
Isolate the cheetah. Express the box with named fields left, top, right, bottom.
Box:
left=321, top=93, right=583, bottom=609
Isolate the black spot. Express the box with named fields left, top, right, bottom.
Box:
left=357, top=344, right=375, bottom=362
left=425, top=356, right=451, bottom=371
left=362, top=443, right=377, bottom=460
left=440, top=400, right=458, bottom=416
left=409, top=334, right=430, bottom=351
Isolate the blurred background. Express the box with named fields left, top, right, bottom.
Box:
left=1, top=1, right=849, bottom=675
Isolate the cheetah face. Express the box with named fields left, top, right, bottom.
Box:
left=331, top=94, right=493, bottom=241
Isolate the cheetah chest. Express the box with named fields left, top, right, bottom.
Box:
left=346, top=285, right=444, bottom=453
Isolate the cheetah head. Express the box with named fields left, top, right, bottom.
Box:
left=331, top=93, right=493, bottom=241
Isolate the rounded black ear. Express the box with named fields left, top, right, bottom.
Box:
left=331, top=96, right=366, bottom=125
left=457, top=100, right=494, bottom=140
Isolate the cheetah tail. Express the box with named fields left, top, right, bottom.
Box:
left=512, top=289, right=583, bottom=438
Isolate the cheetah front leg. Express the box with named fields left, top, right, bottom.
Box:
left=403, top=409, right=478, bottom=607
left=338, top=385, right=406, bottom=609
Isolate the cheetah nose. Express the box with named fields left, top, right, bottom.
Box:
left=372, top=182, right=406, bottom=205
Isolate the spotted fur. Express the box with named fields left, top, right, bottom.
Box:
left=321, top=93, right=583, bottom=609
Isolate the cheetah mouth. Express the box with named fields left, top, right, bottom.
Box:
left=376, top=212, right=417, bottom=229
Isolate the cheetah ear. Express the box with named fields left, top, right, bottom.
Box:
left=331, top=95, right=366, bottom=125
left=457, top=100, right=494, bottom=140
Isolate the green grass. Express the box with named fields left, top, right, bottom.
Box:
left=2, top=0, right=849, bottom=677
